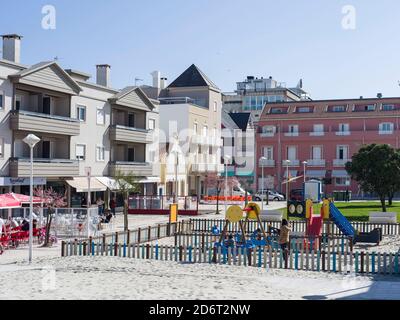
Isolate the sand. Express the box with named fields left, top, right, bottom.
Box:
left=1, top=202, right=400, bottom=301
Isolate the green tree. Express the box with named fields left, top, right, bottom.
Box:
left=387, top=150, right=400, bottom=206
left=346, top=144, right=400, bottom=212
left=113, top=170, right=141, bottom=231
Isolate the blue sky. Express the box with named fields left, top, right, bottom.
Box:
left=1, top=0, right=400, bottom=99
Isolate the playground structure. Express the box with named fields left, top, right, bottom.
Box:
left=289, top=198, right=382, bottom=246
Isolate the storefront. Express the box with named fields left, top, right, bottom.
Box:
left=0, top=177, right=47, bottom=195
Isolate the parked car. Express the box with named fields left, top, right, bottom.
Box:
left=253, top=190, right=285, bottom=201
left=290, top=189, right=304, bottom=201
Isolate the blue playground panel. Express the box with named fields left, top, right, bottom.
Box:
left=329, top=202, right=356, bottom=237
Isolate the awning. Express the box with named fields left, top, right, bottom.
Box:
left=332, top=170, right=349, bottom=178
left=284, top=170, right=298, bottom=178
left=96, top=177, right=134, bottom=191
left=138, top=177, right=161, bottom=184
left=66, top=177, right=107, bottom=192
left=306, top=170, right=326, bottom=178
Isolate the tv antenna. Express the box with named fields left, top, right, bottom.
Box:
left=135, top=78, right=144, bottom=86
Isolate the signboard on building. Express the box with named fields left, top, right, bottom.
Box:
left=0, top=177, right=47, bottom=186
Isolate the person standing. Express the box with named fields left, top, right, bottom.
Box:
left=279, top=219, right=292, bottom=267
left=109, top=197, right=116, bottom=217
left=96, top=197, right=105, bottom=216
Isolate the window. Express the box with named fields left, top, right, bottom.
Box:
left=193, top=122, right=198, bottom=134
left=382, top=104, right=395, bottom=111
left=128, top=147, right=135, bottom=162
left=338, top=123, right=350, bottom=135
left=270, top=107, right=285, bottom=114
left=262, top=125, right=276, bottom=136
left=364, top=104, right=375, bottom=111
left=96, top=145, right=105, bottom=162
left=128, top=113, right=135, bottom=127
left=0, top=138, right=4, bottom=158
left=213, top=127, right=217, bottom=137
left=76, top=105, right=86, bottom=122
left=335, top=177, right=350, bottom=186
left=331, top=105, right=346, bottom=112
left=297, top=106, right=312, bottom=113
left=76, top=144, right=86, bottom=160
left=202, top=125, right=208, bottom=137
left=311, top=146, right=322, bottom=160
left=379, top=122, right=394, bottom=134
left=288, top=125, right=299, bottom=135
left=263, top=146, right=273, bottom=160
left=0, top=91, right=3, bottom=109
left=337, top=145, right=349, bottom=160
left=213, top=101, right=218, bottom=112
left=15, top=95, right=21, bottom=110
left=287, top=146, right=297, bottom=161
left=312, top=124, right=324, bottom=135
left=149, top=119, right=156, bottom=131
left=96, top=107, right=105, bottom=125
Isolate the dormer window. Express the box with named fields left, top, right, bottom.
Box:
left=296, top=106, right=313, bottom=113
left=354, top=104, right=376, bottom=112
left=270, top=107, right=287, bottom=114
left=382, top=104, right=395, bottom=111
left=330, top=105, right=346, bottom=112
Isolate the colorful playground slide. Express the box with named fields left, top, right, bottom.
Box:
left=329, top=202, right=356, bottom=237
left=307, top=215, right=323, bottom=237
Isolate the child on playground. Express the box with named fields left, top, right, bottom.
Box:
left=279, top=219, right=292, bottom=265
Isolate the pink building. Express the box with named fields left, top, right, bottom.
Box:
left=256, top=97, right=400, bottom=198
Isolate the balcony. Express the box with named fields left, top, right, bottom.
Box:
left=10, top=158, right=79, bottom=177
left=109, top=161, right=153, bottom=177
left=191, top=163, right=207, bottom=173
left=333, top=159, right=351, bottom=167
left=309, top=132, right=325, bottom=137
left=284, top=132, right=299, bottom=137
left=10, top=110, right=80, bottom=136
left=282, top=160, right=300, bottom=167
left=307, top=159, right=326, bottom=166
left=335, top=131, right=351, bottom=136
left=260, top=132, right=275, bottom=138
left=109, top=125, right=152, bottom=144
left=259, top=159, right=275, bottom=167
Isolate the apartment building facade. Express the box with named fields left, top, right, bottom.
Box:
left=148, top=64, right=223, bottom=196
left=256, top=97, right=400, bottom=197
left=222, top=76, right=311, bottom=121
left=0, top=34, right=159, bottom=206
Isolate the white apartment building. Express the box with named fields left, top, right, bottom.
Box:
left=149, top=64, right=224, bottom=196
left=0, top=34, right=159, bottom=207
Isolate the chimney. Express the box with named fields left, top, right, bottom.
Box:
left=96, top=64, right=111, bottom=87
left=151, top=70, right=161, bottom=88
left=2, top=34, right=22, bottom=63
left=160, top=77, right=168, bottom=90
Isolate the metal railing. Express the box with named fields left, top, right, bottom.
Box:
left=11, top=110, right=79, bottom=123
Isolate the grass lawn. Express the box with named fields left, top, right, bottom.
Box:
left=280, top=201, right=400, bottom=222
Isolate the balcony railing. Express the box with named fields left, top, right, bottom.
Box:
left=335, top=131, right=351, bottom=136
left=10, top=110, right=80, bottom=136
left=282, top=160, right=300, bottom=167
left=10, top=157, right=79, bottom=177
left=333, top=159, right=351, bottom=167
left=110, top=125, right=152, bottom=144
left=284, top=132, right=299, bottom=137
left=307, top=159, right=326, bottom=166
left=309, top=131, right=325, bottom=136
left=259, top=159, right=275, bottom=167
left=109, top=161, right=153, bottom=176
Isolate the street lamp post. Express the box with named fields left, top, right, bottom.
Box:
left=224, top=155, right=231, bottom=215
left=259, top=156, right=267, bottom=211
left=23, top=134, right=41, bottom=264
left=284, top=160, right=291, bottom=209
left=302, top=161, right=308, bottom=184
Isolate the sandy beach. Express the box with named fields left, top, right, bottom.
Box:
left=1, top=203, right=400, bottom=301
